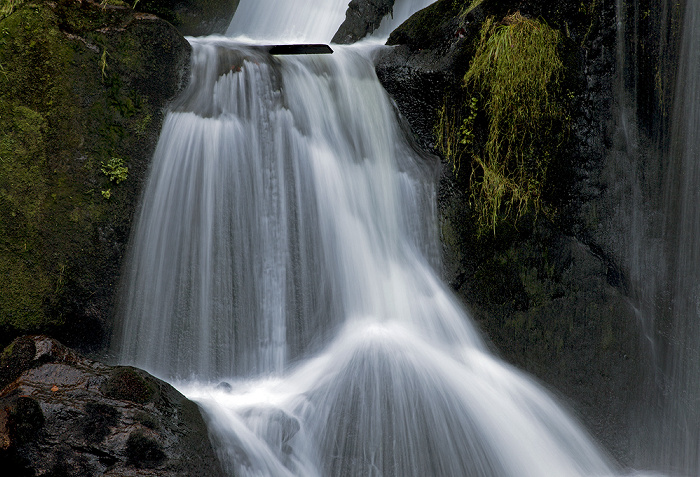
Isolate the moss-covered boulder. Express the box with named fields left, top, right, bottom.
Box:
left=0, top=335, right=225, bottom=476
left=0, top=0, right=190, bottom=352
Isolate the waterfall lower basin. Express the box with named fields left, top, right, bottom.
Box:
left=179, top=322, right=619, bottom=476
left=111, top=12, right=669, bottom=477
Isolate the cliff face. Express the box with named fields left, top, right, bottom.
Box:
left=0, top=0, right=190, bottom=352
left=373, top=0, right=680, bottom=462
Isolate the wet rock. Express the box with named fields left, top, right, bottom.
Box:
left=136, top=0, right=240, bottom=36
left=0, top=336, right=224, bottom=476
left=332, top=0, right=396, bottom=44
left=0, top=0, right=190, bottom=352
left=375, top=0, right=490, bottom=148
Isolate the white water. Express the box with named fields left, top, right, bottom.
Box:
left=114, top=1, right=653, bottom=475
left=226, top=0, right=435, bottom=43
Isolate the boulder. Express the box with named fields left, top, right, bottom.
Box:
left=332, top=0, right=396, bottom=44
left=0, top=335, right=224, bottom=476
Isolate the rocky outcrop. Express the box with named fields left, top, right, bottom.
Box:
left=376, top=0, right=648, bottom=462
left=136, top=0, right=240, bottom=36
left=332, top=0, right=395, bottom=44
left=0, top=0, right=190, bottom=352
left=0, top=335, right=224, bottom=476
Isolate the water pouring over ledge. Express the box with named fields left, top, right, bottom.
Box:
left=113, top=0, right=659, bottom=475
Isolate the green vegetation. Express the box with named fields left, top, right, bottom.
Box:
left=438, top=12, right=566, bottom=235
left=100, top=156, right=128, bottom=199
left=101, top=157, right=128, bottom=184
left=100, top=47, right=109, bottom=79
left=461, top=0, right=484, bottom=14
left=0, top=0, right=189, bottom=349
left=0, top=5, right=77, bottom=332
left=0, top=0, right=20, bottom=21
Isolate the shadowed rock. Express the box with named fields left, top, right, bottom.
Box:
left=332, top=0, right=396, bottom=44
left=0, top=336, right=224, bottom=476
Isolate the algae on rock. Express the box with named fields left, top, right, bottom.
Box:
left=0, top=0, right=190, bottom=351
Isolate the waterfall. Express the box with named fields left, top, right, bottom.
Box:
left=609, top=0, right=700, bottom=473
left=650, top=0, right=700, bottom=472
left=113, top=0, right=650, bottom=475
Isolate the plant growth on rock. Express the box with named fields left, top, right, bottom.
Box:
left=0, top=0, right=190, bottom=351
left=438, top=12, right=567, bottom=235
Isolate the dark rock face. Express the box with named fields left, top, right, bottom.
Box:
left=136, top=0, right=240, bottom=36
left=332, top=0, right=396, bottom=44
left=375, top=0, right=506, bottom=149
left=0, top=336, right=224, bottom=476
left=0, top=0, right=191, bottom=352
left=376, top=0, right=648, bottom=463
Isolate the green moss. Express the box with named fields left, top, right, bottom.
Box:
left=0, top=4, right=79, bottom=331
left=82, top=402, right=120, bottom=442
left=7, top=396, right=45, bottom=444
left=103, top=367, right=157, bottom=404
left=0, top=0, right=21, bottom=21
left=0, top=2, right=137, bottom=341
left=126, top=431, right=166, bottom=468
left=439, top=13, right=567, bottom=236
left=0, top=336, right=35, bottom=389
left=0, top=0, right=189, bottom=348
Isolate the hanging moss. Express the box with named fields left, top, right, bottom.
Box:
left=439, top=12, right=567, bottom=236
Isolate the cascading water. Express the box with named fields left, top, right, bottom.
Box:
left=114, top=0, right=656, bottom=475
left=647, top=0, right=700, bottom=473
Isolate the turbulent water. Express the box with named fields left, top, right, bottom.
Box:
left=113, top=0, right=660, bottom=475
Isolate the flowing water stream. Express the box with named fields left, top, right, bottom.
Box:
left=649, top=0, right=700, bottom=472
left=113, top=1, right=665, bottom=475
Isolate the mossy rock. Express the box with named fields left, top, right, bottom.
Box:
left=126, top=430, right=166, bottom=468
left=102, top=366, right=157, bottom=404
left=4, top=396, right=45, bottom=445
left=81, top=402, right=121, bottom=442
left=0, top=0, right=190, bottom=351
left=0, top=336, right=36, bottom=390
